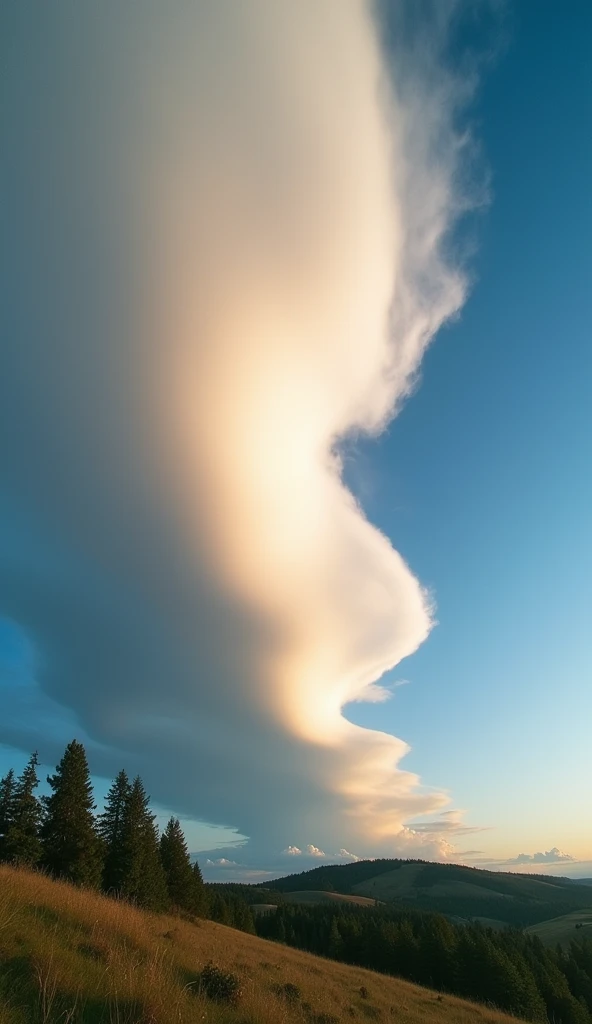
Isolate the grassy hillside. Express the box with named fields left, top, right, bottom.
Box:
left=263, top=859, right=592, bottom=927
left=0, top=866, right=526, bottom=1024
left=526, top=910, right=592, bottom=949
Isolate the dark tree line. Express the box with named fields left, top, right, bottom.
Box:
left=0, top=740, right=254, bottom=932
left=256, top=902, right=592, bottom=1024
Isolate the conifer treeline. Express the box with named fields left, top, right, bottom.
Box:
left=257, top=902, right=592, bottom=1024
left=0, top=740, right=254, bottom=932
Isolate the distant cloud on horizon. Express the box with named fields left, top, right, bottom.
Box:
left=464, top=847, right=578, bottom=871
left=281, top=844, right=360, bottom=862
left=506, top=848, right=575, bottom=866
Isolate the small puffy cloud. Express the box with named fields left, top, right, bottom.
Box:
left=283, top=844, right=356, bottom=861
left=205, top=858, right=239, bottom=867
left=469, top=848, right=578, bottom=871
left=507, top=848, right=575, bottom=865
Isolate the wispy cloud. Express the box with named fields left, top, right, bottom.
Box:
left=407, top=810, right=490, bottom=837
left=1, top=1, right=483, bottom=863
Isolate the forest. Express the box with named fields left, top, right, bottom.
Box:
left=255, top=901, right=592, bottom=1024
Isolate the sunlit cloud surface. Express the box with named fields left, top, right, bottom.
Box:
left=1, top=1, right=478, bottom=862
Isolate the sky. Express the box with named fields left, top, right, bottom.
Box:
left=0, top=1, right=590, bottom=882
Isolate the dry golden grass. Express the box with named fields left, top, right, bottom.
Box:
left=0, top=865, right=524, bottom=1024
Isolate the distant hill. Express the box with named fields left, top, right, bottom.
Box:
left=0, top=865, right=524, bottom=1024
left=261, top=858, right=592, bottom=927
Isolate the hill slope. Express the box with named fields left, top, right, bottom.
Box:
left=262, top=859, right=592, bottom=927
left=526, top=910, right=592, bottom=949
left=0, top=866, right=524, bottom=1024
left=282, top=891, right=379, bottom=907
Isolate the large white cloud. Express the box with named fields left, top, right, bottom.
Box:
left=1, top=1, right=479, bottom=860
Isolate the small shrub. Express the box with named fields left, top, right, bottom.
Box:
left=77, top=942, right=106, bottom=962
left=200, top=961, right=243, bottom=1003
left=359, top=986, right=369, bottom=1000
left=275, top=981, right=301, bottom=1003
left=310, top=1015, right=339, bottom=1024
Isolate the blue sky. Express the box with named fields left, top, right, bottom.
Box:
left=0, top=1, right=590, bottom=879
left=346, top=0, right=592, bottom=865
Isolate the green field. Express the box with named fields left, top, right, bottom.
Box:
left=526, top=910, right=592, bottom=948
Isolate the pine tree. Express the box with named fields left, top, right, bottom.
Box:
left=3, top=753, right=42, bottom=865
left=231, top=897, right=256, bottom=935
left=192, top=859, right=207, bottom=917
left=328, top=916, right=343, bottom=960
left=41, top=740, right=102, bottom=887
left=98, top=769, right=131, bottom=894
left=208, top=889, right=233, bottom=926
left=160, top=816, right=197, bottom=912
left=0, top=768, right=16, bottom=861
left=119, top=776, right=168, bottom=911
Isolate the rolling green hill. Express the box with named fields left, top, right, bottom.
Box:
left=261, top=859, right=592, bottom=928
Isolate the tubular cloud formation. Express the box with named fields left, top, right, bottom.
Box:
left=1, top=1, right=474, bottom=859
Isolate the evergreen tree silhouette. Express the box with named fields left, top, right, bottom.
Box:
left=98, top=769, right=131, bottom=894
left=3, top=752, right=42, bottom=865
left=192, top=859, right=207, bottom=916
left=0, top=768, right=16, bottom=861
left=160, top=816, right=198, bottom=912
left=231, top=896, right=256, bottom=934
left=328, top=916, right=343, bottom=959
left=41, top=740, right=102, bottom=886
left=119, top=776, right=168, bottom=911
